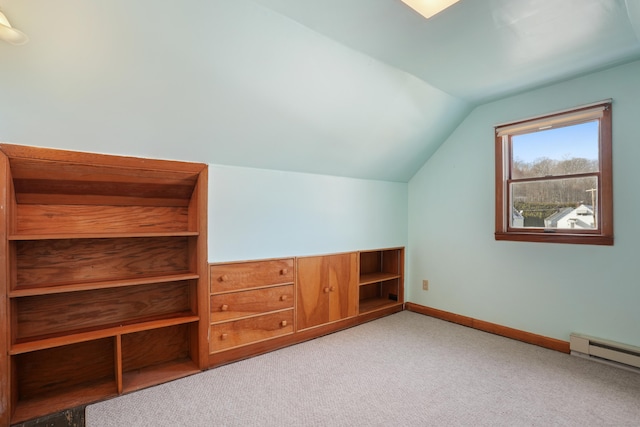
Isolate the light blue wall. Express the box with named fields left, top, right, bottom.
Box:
left=408, top=60, right=640, bottom=346
left=209, top=164, right=408, bottom=262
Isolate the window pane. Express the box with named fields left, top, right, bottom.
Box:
left=510, top=177, right=598, bottom=229
left=511, top=121, right=599, bottom=179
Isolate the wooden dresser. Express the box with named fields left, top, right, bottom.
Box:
left=209, top=259, right=295, bottom=355
left=208, top=248, right=404, bottom=367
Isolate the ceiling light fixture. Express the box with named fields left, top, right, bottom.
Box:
left=400, top=0, right=461, bottom=19
left=0, top=9, right=28, bottom=45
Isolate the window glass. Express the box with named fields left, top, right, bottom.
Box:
left=511, top=121, right=599, bottom=179
left=510, top=177, right=598, bottom=228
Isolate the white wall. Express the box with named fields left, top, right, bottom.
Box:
left=209, top=165, right=408, bottom=262
left=408, top=60, right=640, bottom=346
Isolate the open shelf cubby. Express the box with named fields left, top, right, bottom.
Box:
left=12, top=338, right=119, bottom=423
left=121, top=323, right=200, bottom=393
left=358, top=248, right=404, bottom=314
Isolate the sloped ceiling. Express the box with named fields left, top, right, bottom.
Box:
left=0, top=0, right=639, bottom=182
left=254, top=0, right=640, bottom=102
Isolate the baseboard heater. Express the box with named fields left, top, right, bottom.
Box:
left=570, top=333, right=640, bottom=373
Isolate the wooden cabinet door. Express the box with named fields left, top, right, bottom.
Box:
left=296, top=255, right=328, bottom=330
left=296, top=252, right=357, bottom=331
left=327, top=252, right=358, bottom=322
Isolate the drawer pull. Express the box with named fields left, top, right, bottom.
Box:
left=280, top=320, right=288, bottom=327
left=280, top=268, right=288, bottom=275
left=323, top=287, right=330, bottom=293
left=218, top=274, right=229, bottom=282
left=220, top=304, right=229, bottom=311
left=330, top=286, right=335, bottom=292
left=220, top=333, right=228, bottom=341
left=280, top=295, right=288, bottom=301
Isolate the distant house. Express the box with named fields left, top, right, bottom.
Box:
left=512, top=207, right=524, bottom=228
left=544, top=204, right=595, bottom=229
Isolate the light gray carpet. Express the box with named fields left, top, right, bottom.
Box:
left=86, top=311, right=640, bottom=426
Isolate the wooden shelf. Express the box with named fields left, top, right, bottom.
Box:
left=11, top=314, right=199, bottom=355
left=11, top=378, right=118, bottom=425
left=9, top=231, right=199, bottom=241
left=13, top=236, right=194, bottom=289
left=9, top=272, right=200, bottom=297
left=359, top=297, right=401, bottom=314
left=359, top=272, right=401, bottom=286
left=122, top=358, right=200, bottom=393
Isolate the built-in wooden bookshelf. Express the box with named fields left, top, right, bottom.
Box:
left=358, top=248, right=404, bottom=314
left=0, top=144, right=208, bottom=425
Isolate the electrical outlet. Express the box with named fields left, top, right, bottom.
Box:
left=422, top=279, right=429, bottom=291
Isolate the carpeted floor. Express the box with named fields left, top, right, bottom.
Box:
left=86, top=311, right=640, bottom=426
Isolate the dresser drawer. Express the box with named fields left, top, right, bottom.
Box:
left=211, top=285, right=294, bottom=322
left=209, top=309, right=294, bottom=353
left=210, top=259, right=294, bottom=293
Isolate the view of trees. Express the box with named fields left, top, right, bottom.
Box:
left=511, top=157, right=598, bottom=227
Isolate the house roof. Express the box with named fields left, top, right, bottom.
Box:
left=512, top=208, right=524, bottom=220
left=544, top=204, right=594, bottom=228
left=1, top=0, right=639, bottom=182
left=545, top=207, right=574, bottom=226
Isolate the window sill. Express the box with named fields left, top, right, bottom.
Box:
left=495, top=232, right=613, bottom=246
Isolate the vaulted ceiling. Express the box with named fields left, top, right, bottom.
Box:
left=1, top=0, right=639, bottom=182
